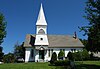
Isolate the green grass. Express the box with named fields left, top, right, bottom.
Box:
left=75, top=61, right=100, bottom=69
left=0, top=61, right=100, bottom=69
left=0, top=62, right=67, bottom=69
left=0, top=63, right=53, bottom=69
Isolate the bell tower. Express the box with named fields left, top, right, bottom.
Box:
left=35, top=3, right=49, bottom=46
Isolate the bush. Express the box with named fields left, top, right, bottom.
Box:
left=50, top=52, right=57, bottom=64
left=73, top=51, right=82, bottom=61
left=67, top=52, right=74, bottom=61
left=58, top=50, right=65, bottom=60
left=67, top=49, right=90, bottom=61
left=81, top=49, right=90, bottom=60
left=3, top=53, right=15, bottom=63
left=54, top=60, right=70, bottom=66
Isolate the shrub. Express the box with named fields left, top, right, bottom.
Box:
left=67, top=49, right=90, bottom=61
left=58, top=50, right=65, bottom=60
left=73, top=51, right=82, bottom=61
left=3, top=53, right=15, bottom=63
left=67, top=52, right=74, bottom=61
left=54, top=60, right=70, bottom=66
left=72, top=49, right=90, bottom=61
left=50, top=52, right=57, bottom=64
left=81, top=49, right=90, bottom=60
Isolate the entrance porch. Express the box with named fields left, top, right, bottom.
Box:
left=35, top=46, right=48, bottom=62
left=39, top=50, right=44, bottom=62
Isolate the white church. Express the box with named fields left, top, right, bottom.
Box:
left=24, top=4, right=84, bottom=62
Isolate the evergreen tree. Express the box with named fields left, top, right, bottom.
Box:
left=50, top=52, right=57, bottom=64
left=0, top=13, right=6, bottom=45
left=0, top=13, right=7, bottom=61
left=80, top=0, right=100, bottom=52
left=67, top=52, right=74, bottom=61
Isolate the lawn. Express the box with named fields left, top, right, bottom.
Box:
left=0, top=62, right=66, bottom=69
left=75, top=61, right=100, bottom=69
left=0, top=61, right=100, bottom=69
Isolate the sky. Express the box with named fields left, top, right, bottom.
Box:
left=0, top=0, right=88, bottom=54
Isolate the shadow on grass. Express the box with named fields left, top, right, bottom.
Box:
left=75, top=64, right=100, bottom=69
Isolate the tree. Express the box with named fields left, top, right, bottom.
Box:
left=0, top=46, right=4, bottom=61
left=80, top=0, right=100, bottom=52
left=0, top=13, right=6, bottom=45
left=80, top=39, right=89, bottom=50
left=0, top=13, right=6, bottom=62
left=14, top=42, right=25, bottom=61
left=50, top=52, right=57, bottom=64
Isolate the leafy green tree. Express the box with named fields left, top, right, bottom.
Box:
left=14, top=42, right=25, bottom=60
left=80, top=0, right=100, bottom=52
left=58, top=50, right=65, bottom=60
left=0, top=13, right=6, bottom=61
left=80, top=39, right=89, bottom=50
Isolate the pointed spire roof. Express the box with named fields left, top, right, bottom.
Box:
left=36, top=3, right=47, bottom=25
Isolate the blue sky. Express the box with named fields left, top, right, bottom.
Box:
left=0, top=0, right=88, bottom=54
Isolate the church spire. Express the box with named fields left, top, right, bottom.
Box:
left=36, top=3, right=47, bottom=25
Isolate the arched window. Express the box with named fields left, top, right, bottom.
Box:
left=38, top=29, right=45, bottom=34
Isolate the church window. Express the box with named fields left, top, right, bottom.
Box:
left=71, top=49, right=73, bottom=51
left=71, top=49, right=74, bottom=52
left=38, top=29, right=45, bottom=34
left=60, top=49, right=62, bottom=51
left=48, top=49, right=50, bottom=57
left=63, top=49, right=65, bottom=56
left=51, top=49, right=53, bottom=55
left=74, top=49, right=76, bottom=52
left=31, top=49, right=34, bottom=58
left=63, top=49, right=65, bottom=53
left=63, top=49, right=65, bottom=52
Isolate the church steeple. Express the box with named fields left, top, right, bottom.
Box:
left=35, top=3, right=49, bottom=45
left=36, top=3, right=47, bottom=26
left=36, top=3, right=47, bottom=34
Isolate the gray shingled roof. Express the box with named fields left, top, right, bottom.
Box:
left=24, top=34, right=84, bottom=48
left=24, top=34, right=35, bottom=47
left=48, top=35, right=84, bottom=48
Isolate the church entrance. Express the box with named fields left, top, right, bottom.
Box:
left=39, top=50, right=44, bottom=60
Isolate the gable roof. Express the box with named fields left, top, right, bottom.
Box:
left=24, top=34, right=84, bottom=48
left=48, top=35, right=84, bottom=48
